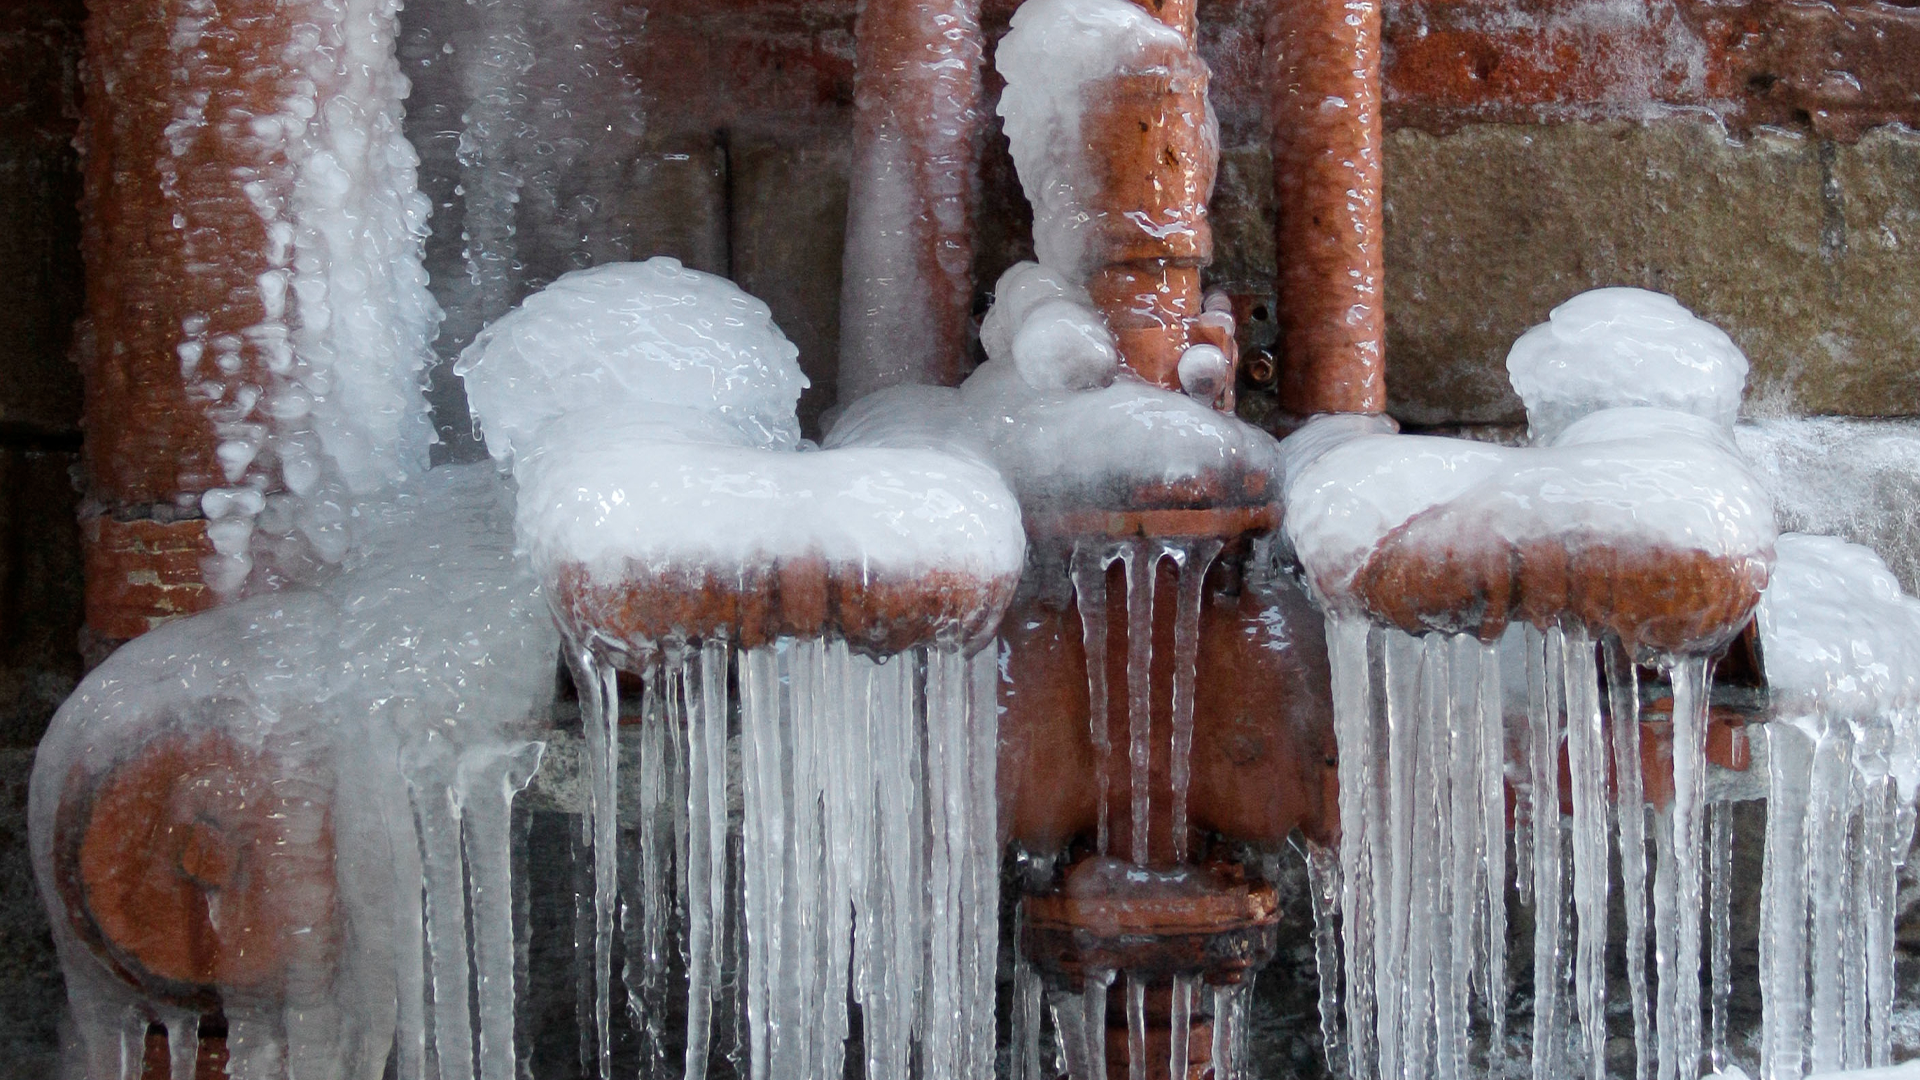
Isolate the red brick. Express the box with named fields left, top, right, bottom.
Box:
left=81, top=516, right=216, bottom=641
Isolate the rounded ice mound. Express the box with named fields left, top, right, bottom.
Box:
left=980, top=261, right=1082, bottom=362
left=1506, top=287, right=1748, bottom=443
left=455, top=258, right=809, bottom=461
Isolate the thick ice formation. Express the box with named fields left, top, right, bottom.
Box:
left=456, top=258, right=808, bottom=460
left=1285, top=407, right=1775, bottom=642
left=1507, top=286, right=1748, bottom=444
left=32, top=465, right=555, bottom=1080
left=190, top=0, right=442, bottom=593
left=458, top=262, right=1017, bottom=1080
left=994, top=0, right=1206, bottom=279
left=457, top=258, right=1025, bottom=596
left=1292, top=289, right=1783, bottom=1080
left=1751, top=535, right=1920, bottom=1077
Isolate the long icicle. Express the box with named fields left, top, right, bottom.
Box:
left=1606, top=640, right=1652, bottom=1080
left=1563, top=626, right=1609, bottom=1080
left=1305, top=839, right=1345, bottom=1075
left=682, top=638, right=730, bottom=1080
left=465, top=741, right=545, bottom=1080
left=564, top=641, right=620, bottom=1080
left=1478, top=635, right=1509, bottom=1074
left=1170, top=538, right=1222, bottom=863
left=1327, top=616, right=1378, bottom=1080
left=1123, top=542, right=1157, bottom=866
left=1072, top=542, right=1118, bottom=855
left=1669, top=657, right=1712, bottom=1080
left=1528, top=625, right=1567, bottom=1080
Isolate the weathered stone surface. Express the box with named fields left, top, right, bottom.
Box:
left=1384, top=120, right=1920, bottom=425
left=0, top=450, right=80, bottom=749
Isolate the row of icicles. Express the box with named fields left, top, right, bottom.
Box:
left=558, top=570, right=1912, bottom=1080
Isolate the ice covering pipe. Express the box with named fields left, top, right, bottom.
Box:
left=837, top=0, right=987, bottom=401
left=75, top=0, right=438, bottom=636
left=1264, top=0, right=1387, bottom=415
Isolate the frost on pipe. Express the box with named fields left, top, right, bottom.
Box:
left=1753, top=534, right=1920, bottom=1078
left=1284, top=288, right=1774, bottom=657
left=79, top=0, right=441, bottom=602
left=995, top=0, right=1219, bottom=387
left=837, top=0, right=985, bottom=400
left=459, top=260, right=1018, bottom=1080
left=1288, top=290, right=1771, bottom=1080
left=31, top=465, right=556, bottom=1079
left=459, top=258, right=1026, bottom=655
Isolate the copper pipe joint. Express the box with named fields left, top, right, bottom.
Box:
left=549, top=560, right=1020, bottom=658
left=1351, top=526, right=1770, bottom=657
left=1074, top=42, right=1217, bottom=387
left=1022, top=858, right=1279, bottom=987
left=50, top=729, right=339, bottom=1007
left=998, top=544, right=1337, bottom=862
left=1265, top=0, right=1386, bottom=415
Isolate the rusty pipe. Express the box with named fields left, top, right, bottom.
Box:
left=1075, top=9, right=1218, bottom=389
left=837, top=0, right=987, bottom=402
left=1264, top=0, right=1387, bottom=415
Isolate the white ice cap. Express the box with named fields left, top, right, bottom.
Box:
left=1506, top=287, right=1748, bottom=444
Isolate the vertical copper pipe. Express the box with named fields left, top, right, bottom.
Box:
left=837, top=0, right=985, bottom=402
left=1078, top=5, right=1216, bottom=389
left=75, top=0, right=295, bottom=639
left=1265, top=0, right=1386, bottom=415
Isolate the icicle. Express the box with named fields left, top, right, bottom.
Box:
left=1606, top=641, right=1652, bottom=1080
left=1326, top=616, right=1378, bottom=1080
left=739, top=644, right=784, bottom=1080
left=1304, top=840, right=1345, bottom=1074
left=408, top=736, right=474, bottom=1080
left=1478, top=636, right=1510, bottom=1073
left=1211, top=983, right=1235, bottom=1080
left=565, top=642, right=621, bottom=1080
left=1806, top=716, right=1855, bottom=1074
left=1378, top=629, right=1423, bottom=1080
left=1126, top=974, right=1148, bottom=1080
left=1445, top=635, right=1483, bottom=1080
left=964, top=643, right=1002, bottom=1080
left=1085, top=970, right=1114, bottom=1080
left=1709, top=800, right=1733, bottom=1074
left=1170, top=538, right=1222, bottom=862
left=1842, top=791, right=1867, bottom=1073
left=1411, top=633, right=1447, bottom=1080
left=1861, top=767, right=1901, bottom=1068
left=163, top=1012, right=199, bottom=1080
left=1123, top=543, right=1157, bottom=866
left=1669, top=657, right=1711, bottom=1080
left=1759, top=718, right=1813, bottom=1080
left=1072, top=543, right=1118, bottom=855
left=1562, top=627, right=1609, bottom=1080
left=820, top=641, right=862, bottom=1080
left=924, top=643, right=970, bottom=1080
left=872, top=652, right=922, bottom=1080
left=1170, top=974, right=1196, bottom=1080
left=1527, top=626, right=1567, bottom=1080
left=784, top=641, right=828, bottom=1080
left=1013, top=943, right=1045, bottom=1080
left=683, top=638, right=731, bottom=1080
left=464, top=741, right=545, bottom=1080
left=629, top=657, right=674, bottom=1074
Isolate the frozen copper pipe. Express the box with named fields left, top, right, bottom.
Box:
left=1076, top=22, right=1218, bottom=389
left=1352, top=524, right=1770, bottom=657
left=75, top=0, right=296, bottom=637
left=50, top=729, right=339, bottom=1006
left=1264, top=0, right=1387, bottom=415
left=837, top=0, right=986, bottom=401
left=549, top=560, right=1021, bottom=658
